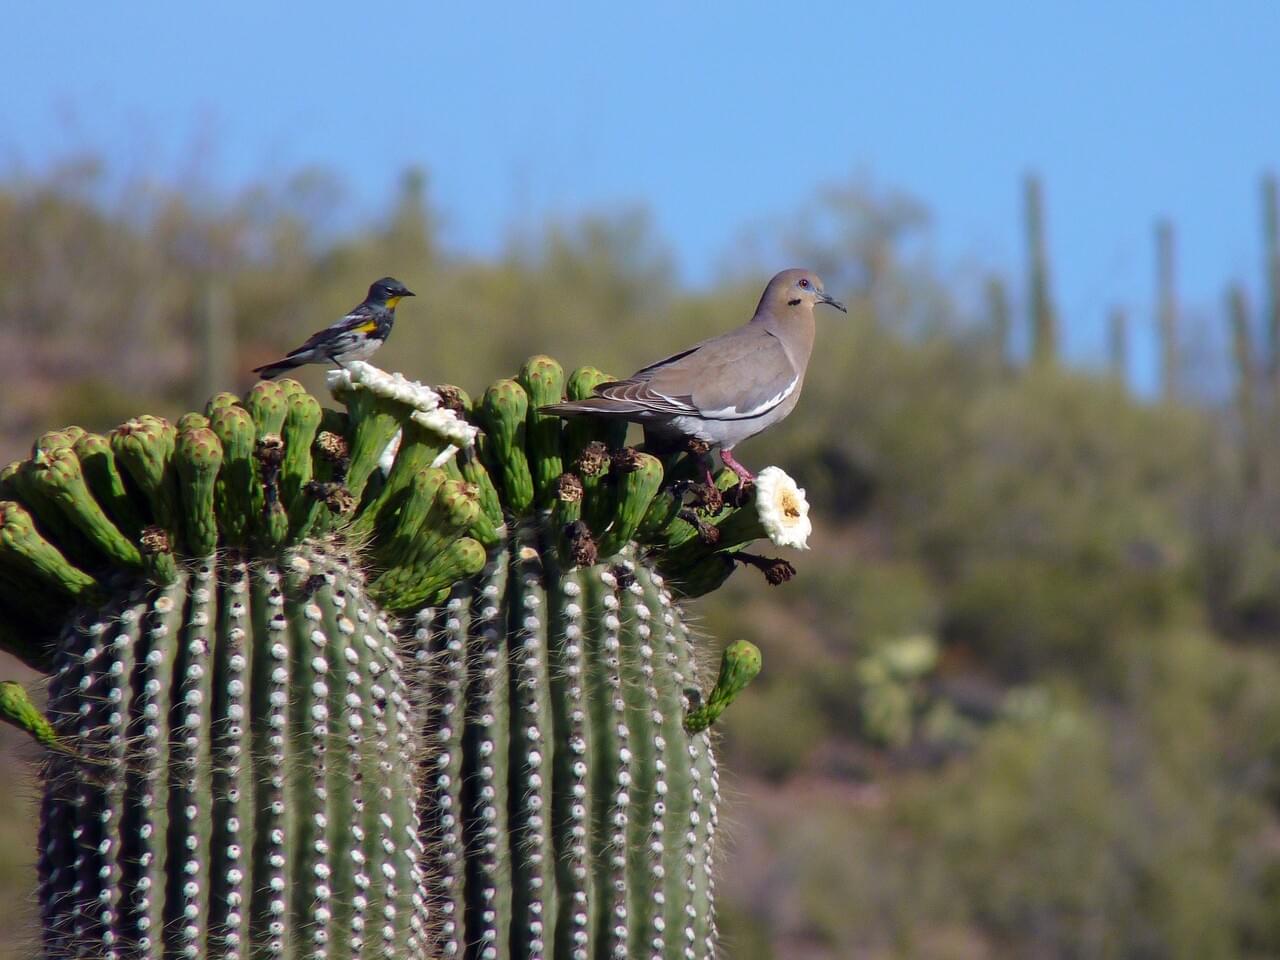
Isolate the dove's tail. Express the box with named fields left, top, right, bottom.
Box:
left=541, top=398, right=649, bottom=419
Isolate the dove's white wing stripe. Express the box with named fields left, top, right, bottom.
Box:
left=698, top=376, right=799, bottom=421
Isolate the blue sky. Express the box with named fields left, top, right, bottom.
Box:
left=6, top=2, right=1279, bottom=388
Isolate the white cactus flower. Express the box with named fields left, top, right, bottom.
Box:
left=753, top=466, right=811, bottom=550
left=410, top=407, right=478, bottom=448
left=326, top=361, right=479, bottom=455
left=377, top=430, right=402, bottom=476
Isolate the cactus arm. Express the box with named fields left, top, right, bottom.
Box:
left=643, top=566, right=711, bottom=952
left=370, top=480, right=481, bottom=612
left=209, top=406, right=259, bottom=547
left=560, top=366, right=623, bottom=541
left=281, top=392, right=322, bottom=528
left=176, top=413, right=210, bottom=433
left=364, top=421, right=449, bottom=538
left=284, top=554, right=330, bottom=959
left=350, top=419, right=448, bottom=541
left=518, top=355, right=567, bottom=507
left=618, top=558, right=662, bottom=958
left=644, top=565, right=697, bottom=952
left=23, top=446, right=144, bottom=568
left=73, top=432, right=147, bottom=539
left=0, top=680, right=59, bottom=750
left=595, top=452, right=663, bottom=557
left=457, top=447, right=503, bottom=545
left=506, top=524, right=557, bottom=960
left=334, top=386, right=404, bottom=505
left=247, top=562, right=290, bottom=959
left=205, top=392, right=240, bottom=418
left=245, top=380, right=288, bottom=440
left=111, top=417, right=181, bottom=535
left=365, top=590, right=407, bottom=960
left=163, top=561, right=216, bottom=959
left=564, top=365, right=629, bottom=454
left=119, top=583, right=184, bottom=955
left=418, top=591, right=469, bottom=958
left=480, top=379, right=534, bottom=515
left=322, top=564, right=368, bottom=960
left=0, top=501, right=101, bottom=604
left=370, top=468, right=448, bottom=574
left=585, top=565, right=632, bottom=958
left=389, top=622, right=432, bottom=959
left=666, top=593, right=722, bottom=958
left=207, top=556, right=251, bottom=960
left=174, top=427, right=224, bottom=556
left=59, top=642, right=102, bottom=951
left=463, top=552, right=513, bottom=960
left=546, top=560, right=594, bottom=960
left=685, top=640, right=763, bottom=733
left=408, top=537, right=487, bottom=610
left=37, top=649, right=75, bottom=958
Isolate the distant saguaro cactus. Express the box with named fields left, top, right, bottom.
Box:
left=1228, top=284, right=1261, bottom=491
left=1156, top=219, right=1180, bottom=401
left=1263, top=173, right=1280, bottom=390
left=985, top=275, right=1011, bottom=371
left=0, top=356, right=785, bottom=960
left=1108, top=306, right=1129, bottom=384
left=1023, top=174, right=1057, bottom=368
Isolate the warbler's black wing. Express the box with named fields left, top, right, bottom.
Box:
left=286, top=304, right=384, bottom=356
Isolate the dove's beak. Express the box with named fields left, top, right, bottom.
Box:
left=818, top=292, right=847, bottom=313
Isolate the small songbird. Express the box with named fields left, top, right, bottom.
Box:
left=253, top=277, right=415, bottom=379
left=543, top=268, right=846, bottom=484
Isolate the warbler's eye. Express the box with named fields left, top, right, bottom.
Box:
left=798, top=278, right=809, bottom=288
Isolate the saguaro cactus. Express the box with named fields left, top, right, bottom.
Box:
left=1, top=356, right=783, bottom=960
left=984, top=275, right=1011, bottom=372
left=1108, top=306, right=1128, bottom=385
left=1156, top=219, right=1179, bottom=401
left=1228, top=284, right=1261, bottom=492
left=1262, top=173, right=1280, bottom=390
left=1024, top=174, right=1058, bottom=369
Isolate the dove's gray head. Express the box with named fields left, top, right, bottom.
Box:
left=757, top=268, right=847, bottom=318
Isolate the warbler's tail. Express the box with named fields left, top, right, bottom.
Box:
left=252, top=358, right=301, bottom=380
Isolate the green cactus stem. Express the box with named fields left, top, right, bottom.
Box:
left=480, top=379, right=535, bottom=515
left=518, top=355, right=567, bottom=507
left=686, top=641, right=764, bottom=732
left=0, top=680, right=61, bottom=751
left=416, top=541, right=722, bottom=960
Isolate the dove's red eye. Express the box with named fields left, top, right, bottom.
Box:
left=798, top=278, right=809, bottom=288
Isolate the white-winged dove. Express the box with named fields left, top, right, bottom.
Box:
left=543, top=268, right=846, bottom=483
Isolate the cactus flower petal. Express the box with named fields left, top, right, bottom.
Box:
left=753, top=465, right=812, bottom=550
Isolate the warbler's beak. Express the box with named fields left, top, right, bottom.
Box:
left=403, top=289, right=416, bottom=297
left=818, top=291, right=847, bottom=313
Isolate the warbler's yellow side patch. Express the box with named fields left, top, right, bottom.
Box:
left=353, top=320, right=380, bottom=334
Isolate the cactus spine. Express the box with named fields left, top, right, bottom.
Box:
left=2, top=355, right=771, bottom=960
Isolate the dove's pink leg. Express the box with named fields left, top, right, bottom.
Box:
left=719, top=449, right=755, bottom=484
